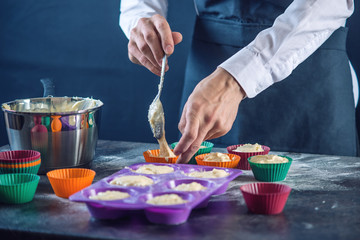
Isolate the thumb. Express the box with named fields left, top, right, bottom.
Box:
left=172, top=32, right=183, bottom=45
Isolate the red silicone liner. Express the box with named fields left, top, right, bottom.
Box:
left=227, top=144, right=270, bottom=170
left=0, top=150, right=41, bottom=162
left=240, top=182, right=291, bottom=215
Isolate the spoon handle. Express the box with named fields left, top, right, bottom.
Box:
left=157, top=55, right=167, bottom=98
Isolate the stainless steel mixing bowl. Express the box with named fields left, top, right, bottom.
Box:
left=1, top=97, right=103, bottom=174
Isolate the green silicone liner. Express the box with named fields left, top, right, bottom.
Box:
left=0, top=164, right=41, bottom=175
left=171, top=141, right=214, bottom=165
left=248, top=155, right=292, bottom=182
left=0, top=173, right=40, bottom=204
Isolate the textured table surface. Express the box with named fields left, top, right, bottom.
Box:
left=0, top=140, right=359, bottom=240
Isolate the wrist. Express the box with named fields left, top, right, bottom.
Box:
left=216, top=67, right=246, bottom=101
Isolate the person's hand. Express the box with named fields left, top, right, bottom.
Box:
left=128, top=14, right=183, bottom=76
left=173, top=67, right=246, bottom=163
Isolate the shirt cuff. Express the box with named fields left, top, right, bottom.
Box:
left=219, top=47, right=274, bottom=98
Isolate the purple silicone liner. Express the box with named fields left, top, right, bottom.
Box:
left=70, top=163, right=242, bottom=225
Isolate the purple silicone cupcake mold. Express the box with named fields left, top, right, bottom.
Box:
left=70, top=163, right=242, bottom=225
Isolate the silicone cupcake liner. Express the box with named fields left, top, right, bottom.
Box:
left=195, top=153, right=240, bottom=168
left=0, top=163, right=41, bottom=175
left=227, top=144, right=270, bottom=170
left=248, top=155, right=292, bottom=182
left=240, top=182, right=291, bottom=214
left=0, top=173, right=40, bottom=204
left=143, top=149, right=178, bottom=164
left=0, top=157, right=41, bottom=165
left=0, top=159, right=41, bottom=168
left=171, top=141, right=214, bottom=165
left=47, top=168, right=96, bottom=198
left=69, top=163, right=242, bottom=224
left=0, top=150, right=41, bottom=162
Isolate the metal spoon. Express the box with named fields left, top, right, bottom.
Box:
left=148, top=55, right=175, bottom=157
left=148, top=55, right=167, bottom=139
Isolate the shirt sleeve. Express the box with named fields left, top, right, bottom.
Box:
left=120, top=0, right=168, bottom=39
left=219, top=0, right=354, bottom=98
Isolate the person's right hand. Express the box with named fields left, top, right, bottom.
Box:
left=128, top=14, right=183, bottom=76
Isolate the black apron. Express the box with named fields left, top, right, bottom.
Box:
left=180, top=0, right=358, bottom=156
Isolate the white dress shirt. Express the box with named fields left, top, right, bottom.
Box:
left=120, top=0, right=358, bottom=105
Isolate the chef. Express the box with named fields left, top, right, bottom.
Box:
left=120, top=0, right=358, bottom=163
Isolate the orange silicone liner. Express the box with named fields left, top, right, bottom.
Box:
left=0, top=150, right=41, bottom=162
left=227, top=144, right=270, bottom=170
left=195, top=153, right=240, bottom=168
left=0, top=159, right=41, bottom=168
left=47, top=168, right=96, bottom=198
left=143, top=149, right=179, bottom=164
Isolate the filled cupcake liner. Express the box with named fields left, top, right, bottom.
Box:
left=0, top=150, right=41, bottom=162
left=248, top=155, right=292, bottom=182
left=0, top=173, right=40, bottom=204
left=143, top=149, right=178, bottom=164
left=171, top=141, right=214, bottom=165
left=227, top=144, right=270, bottom=170
left=0, top=163, right=41, bottom=175
left=240, top=182, right=291, bottom=215
left=195, top=153, right=240, bottom=168
left=47, top=168, right=96, bottom=198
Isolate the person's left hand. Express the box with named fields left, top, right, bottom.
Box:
left=173, top=67, right=246, bottom=163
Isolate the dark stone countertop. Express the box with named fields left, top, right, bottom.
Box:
left=0, top=140, right=359, bottom=240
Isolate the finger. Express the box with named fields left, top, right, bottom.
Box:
left=204, top=129, right=220, bottom=141
left=152, top=15, right=174, bottom=55
left=135, top=34, right=162, bottom=69
left=173, top=112, right=199, bottom=156
left=177, top=103, right=188, bottom=134
left=177, top=130, right=208, bottom=164
left=204, top=122, right=231, bottom=140
left=172, top=32, right=183, bottom=45
left=128, top=42, right=161, bottom=76
left=142, top=26, right=165, bottom=66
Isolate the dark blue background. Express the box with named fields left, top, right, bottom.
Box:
left=0, top=1, right=359, bottom=147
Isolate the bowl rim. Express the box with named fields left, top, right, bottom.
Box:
left=1, top=96, right=103, bottom=115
